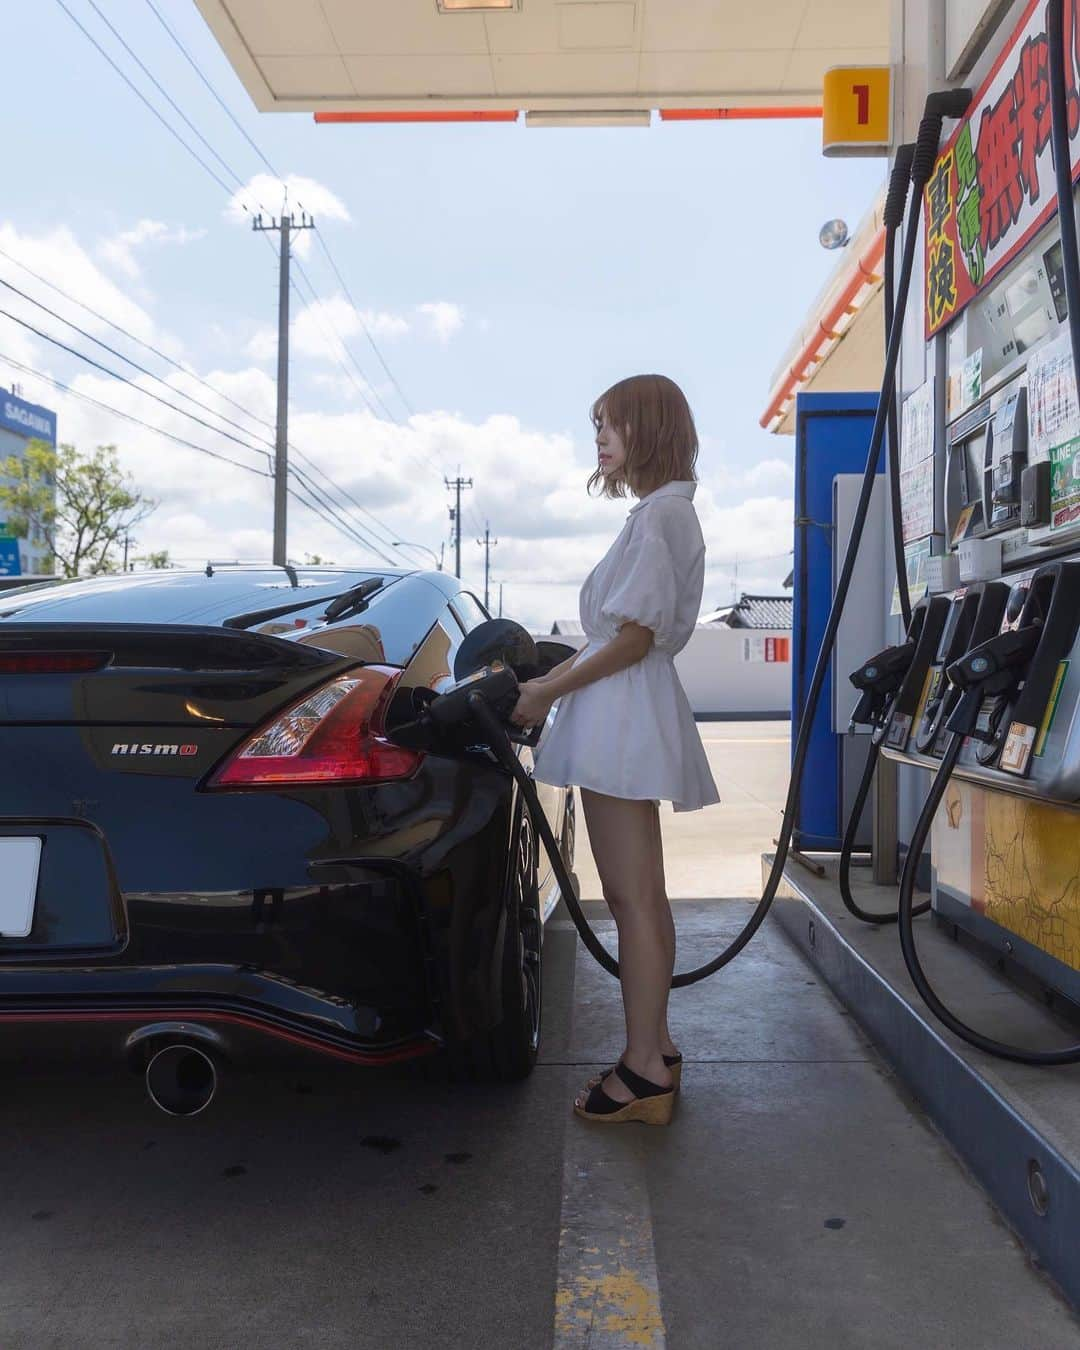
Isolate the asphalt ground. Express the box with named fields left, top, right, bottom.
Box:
left=2, top=723, right=1077, bottom=1348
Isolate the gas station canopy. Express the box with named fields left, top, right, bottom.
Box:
left=195, top=0, right=887, bottom=120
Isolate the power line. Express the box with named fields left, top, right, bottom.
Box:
left=138, top=0, right=416, bottom=434
left=143, top=0, right=280, bottom=179
left=53, top=0, right=237, bottom=200
left=0, top=275, right=278, bottom=455
left=83, top=0, right=248, bottom=191
left=290, top=260, right=398, bottom=423
left=312, top=226, right=415, bottom=418
left=288, top=464, right=399, bottom=564
left=0, top=352, right=271, bottom=478
left=0, top=247, right=421, bottom=567
left=0, top=306, right=273, bottom=470
left=0, top=243, right=277, bottom=438
left=52, top=0, right=437, bottom=563
left=289, top=446, right=412, bottom=552
left=287, top=480, right=400, bottom=565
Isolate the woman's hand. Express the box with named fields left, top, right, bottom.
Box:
left=511, top=680, right=554, bottom=729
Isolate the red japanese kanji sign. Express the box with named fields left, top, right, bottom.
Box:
left=924, top=0, right=1080, bottom=337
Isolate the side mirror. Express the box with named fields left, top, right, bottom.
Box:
left=534, top=640, right=577, bottom=677
left=454, top=619, right=538, bottom=682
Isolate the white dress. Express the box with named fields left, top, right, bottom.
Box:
left=533, top=480, right=720, bottom=813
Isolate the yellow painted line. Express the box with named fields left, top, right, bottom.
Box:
left=554, top=1137, right=666, bottom=1348
left=554, top=949, right=666, bottom=1348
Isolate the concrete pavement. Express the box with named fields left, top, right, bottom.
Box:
left=1, top=721, right=1077, bottom=1348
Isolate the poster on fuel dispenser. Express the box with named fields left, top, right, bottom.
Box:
left=923, top=0, right=1080, bottom=339
left=900, top=379, right=935, bottom=542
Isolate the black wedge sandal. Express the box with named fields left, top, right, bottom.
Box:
left=585, top=1052, right=683, bottom=1096
left=574, top=1061, right=675, bottom=1126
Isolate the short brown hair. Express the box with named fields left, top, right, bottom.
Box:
left=588, top=373, right=699, bottom=500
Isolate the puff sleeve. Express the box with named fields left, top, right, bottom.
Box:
left=599, top=519, right=680, bottom=649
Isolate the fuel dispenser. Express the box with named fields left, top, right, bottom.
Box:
left=850, top=0, right=1080, bottom=1059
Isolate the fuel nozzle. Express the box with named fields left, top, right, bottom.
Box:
left=848, top=640, right=915, bottom=731
left=943, top=623, right=1042, bottom=738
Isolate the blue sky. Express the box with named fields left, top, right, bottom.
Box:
left=1, top=1, right=885, bottom=626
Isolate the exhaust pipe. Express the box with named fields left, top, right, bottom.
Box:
left=144, top=1042, right=218, bottom=1117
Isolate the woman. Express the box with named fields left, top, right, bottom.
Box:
left=511, top=373, right=719, bottom=1126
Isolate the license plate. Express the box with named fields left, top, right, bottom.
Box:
left=0, top=838, right=42, bottom=937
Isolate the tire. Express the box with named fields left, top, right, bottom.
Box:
left=450, top=803, right=542, bottom=1082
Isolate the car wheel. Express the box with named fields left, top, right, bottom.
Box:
left=488, top=804, right=542, bottom=1080
left=451, top=802, right=542, bottom=1083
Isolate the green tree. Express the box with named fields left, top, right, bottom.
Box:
left=303, top=552, right=335, bottom=565
left=133, top=549, right=173, bottom=570
left=0, top=440, right=156, bottom=578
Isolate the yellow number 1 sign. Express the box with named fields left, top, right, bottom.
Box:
left=822, top=66, right=892, bottom=157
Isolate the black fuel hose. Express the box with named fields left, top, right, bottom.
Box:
left=1049, top=0, right=1080, bottom=404
left=471, top=94, right=968, bottom=988
left=836, top=739, right=931, bottom=924
left=896, top=732, right=1080, bottom=1063
left=884, top=143, right=916, bottom=631
left=836, top=143, right=916, bottom=925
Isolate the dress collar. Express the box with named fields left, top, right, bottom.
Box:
left=628, top=480, right=697, bottom=515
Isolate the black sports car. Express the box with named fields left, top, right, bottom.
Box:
left=0, top=565, right=575, bottom=1110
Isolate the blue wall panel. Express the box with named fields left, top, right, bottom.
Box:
left=792, top=391, right=880, bottom=850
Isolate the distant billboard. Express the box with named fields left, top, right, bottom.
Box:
left=0, top=393, right=56, bottom=445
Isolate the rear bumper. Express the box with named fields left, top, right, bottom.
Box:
left=0, top=978, right=441, bottom=1067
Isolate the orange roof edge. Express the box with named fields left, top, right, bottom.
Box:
left=660, top=107, right=822, bottom=121
left=759, top=223, right=886, bottom=431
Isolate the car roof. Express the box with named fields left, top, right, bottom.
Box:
left=0, top=565, right=447, bottom=627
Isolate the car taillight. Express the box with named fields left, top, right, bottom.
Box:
left=205, top=666, right=421, bottom=788
left=0, top=650, right=112, bottom=674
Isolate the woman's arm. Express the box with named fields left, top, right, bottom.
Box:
left=543, top=623, right=652, bottom=698
left=510, top=623, right=652, bottom=726
left=532, top=649, right=581, bottom=686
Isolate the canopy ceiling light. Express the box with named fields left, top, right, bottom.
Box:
left=818, top=218, right=851, bottom=250
left=436, top=0, right=519, bottom=10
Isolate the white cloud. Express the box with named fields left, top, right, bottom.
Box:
left=419, top=301, right=464, bottom=343
left=741, top=457, right=794, bottom=494
left=245, top=327, right=278, bottom=363
left=0, top=224, right=161, bottom=348
left=99, top=219, right=207, bottom=280
left=290, top=295, right=408, bottom=365
left=249, top=296, right=464, bottom=369
left=0, top=220, right=792, bottom=631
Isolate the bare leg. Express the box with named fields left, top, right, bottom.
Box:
left=576, top=790, right=675, bottom=1105
left=650, top=805, right=679, bottom=1058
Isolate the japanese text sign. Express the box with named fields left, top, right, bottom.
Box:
left=924, top=0, right=1080, bottom=337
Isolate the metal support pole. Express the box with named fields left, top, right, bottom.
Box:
left=477, top=521, right=497, bottom=610
left=272, top=215, right=290, bottom=566
left=445, top=475, right=472, bottom=579
left=253, top=211, right=313, bottom=567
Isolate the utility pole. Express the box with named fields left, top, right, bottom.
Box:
left=498, top=582, right=503, bottom=617
left=445, top=475, right=472, bottom=579
left=253, top=210, right=313, bottom=565
left=476, top=521, right=498, bottom=611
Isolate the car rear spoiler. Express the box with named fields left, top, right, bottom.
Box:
left=0, top=622, right=346, bottom=671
